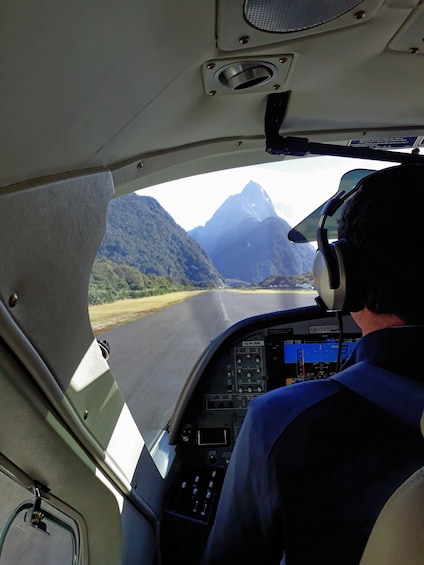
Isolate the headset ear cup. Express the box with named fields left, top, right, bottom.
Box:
left=313, top=238, right=364, bottom=312
left=313, top=242, right=346, bottom=311
left=337, top=238, right=365, bottom=312
left=313, top=187, right=366, bottom=312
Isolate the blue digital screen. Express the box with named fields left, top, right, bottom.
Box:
left=283, top=339, right=358, bottom=383
left=284, top=341, right=356, bottom=363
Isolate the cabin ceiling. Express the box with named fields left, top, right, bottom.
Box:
left=1, top=0, right=423, bottom=191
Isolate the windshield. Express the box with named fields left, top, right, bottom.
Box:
left=88, top=155, right=399, bottom=449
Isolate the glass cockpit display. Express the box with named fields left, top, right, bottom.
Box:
left=283, top=338, right=358, bottom=384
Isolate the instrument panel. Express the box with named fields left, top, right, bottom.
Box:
left=179, top=315, right=360, bottom=463
left=162, top=308, right=361, bottom=563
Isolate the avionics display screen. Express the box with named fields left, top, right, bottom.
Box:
left=283, top=338, right=359, bottom=385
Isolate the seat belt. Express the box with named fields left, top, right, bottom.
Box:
left=330, top=361, right=424, bottom=429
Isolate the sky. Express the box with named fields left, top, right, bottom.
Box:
left=138, top=155, right=400, bottom=232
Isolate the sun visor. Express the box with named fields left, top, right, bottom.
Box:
left=288, top=168, right=376, bottom=243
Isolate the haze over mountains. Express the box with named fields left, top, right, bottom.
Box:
left=96, top=181, right=316, bottom=287
left=189, top=181, right=316, bottom=284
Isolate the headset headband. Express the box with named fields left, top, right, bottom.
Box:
left=314, top=181, right=365, bottom=311
left=316, top=183, right=361, bottom=250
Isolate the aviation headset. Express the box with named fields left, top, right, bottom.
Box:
left=312, top=183, right=364, bottom=313
left=313, top=162, right=424, bottom=313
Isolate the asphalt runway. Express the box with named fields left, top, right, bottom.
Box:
left=99, top=290, right=317, bottom=446
left=0, top=292, right=317, bottom=559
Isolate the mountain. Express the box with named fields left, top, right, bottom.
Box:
left=189, top=181, right=278, bottom=256
left=189, top=181, right=316, bottom=284
left=97, top=183, right=316, bottom=289
left=97, top=192, right=223, bottom=287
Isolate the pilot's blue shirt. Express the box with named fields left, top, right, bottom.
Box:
left=201, top=326, right=424, bottom=565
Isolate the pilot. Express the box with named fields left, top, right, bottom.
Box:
left=201, top=164, right=424, bottom=564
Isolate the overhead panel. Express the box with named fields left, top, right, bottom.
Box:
left=244, top=0, right=365, bottom=33
left=388, top=3, right=424, bottom=55
left=217, top=0, right=385, bottom=51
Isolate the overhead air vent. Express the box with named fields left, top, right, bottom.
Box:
left=244, top=0, right=365, bottom=33
left=202, top=56, right=293, bottom=95
left=218, top=62, right=274, bottom=90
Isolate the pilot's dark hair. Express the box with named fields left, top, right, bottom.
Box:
left=337, top=163, right=424, bottom=324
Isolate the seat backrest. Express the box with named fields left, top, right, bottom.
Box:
left=359, top=411, right=424, bottom=565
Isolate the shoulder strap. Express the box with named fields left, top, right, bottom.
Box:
left=331, top=361, right=424, bottom=429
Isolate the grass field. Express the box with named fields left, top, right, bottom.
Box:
left=89, top=290, right=206, bottom=334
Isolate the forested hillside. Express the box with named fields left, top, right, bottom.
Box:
left=89, top=184, right=317, bottom=304
left=89, top=258, right=196, bottom=305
